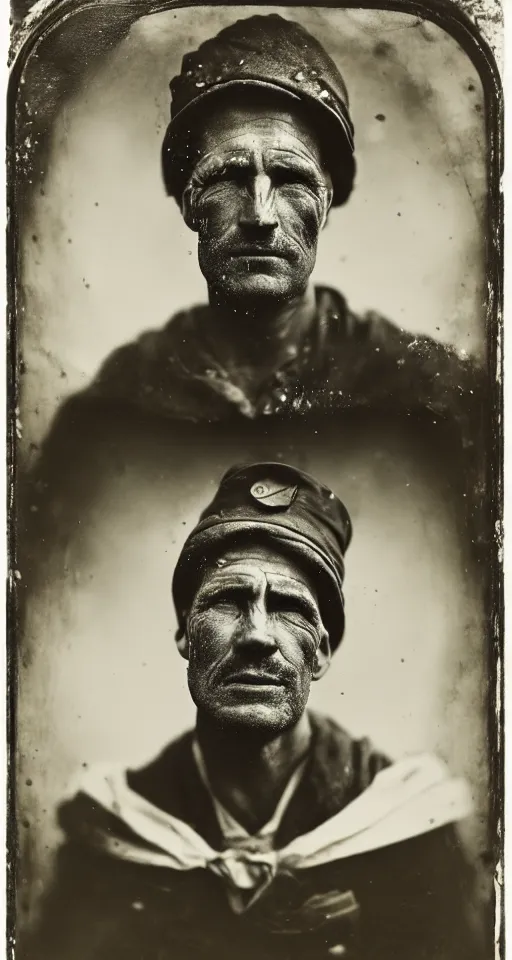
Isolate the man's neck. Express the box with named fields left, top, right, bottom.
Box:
left=195, top=712, right=312, bottom=834
left=202, top=287, right=316, bottom=388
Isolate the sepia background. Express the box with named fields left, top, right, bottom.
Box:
left=15, top=4, right=490, bottom=922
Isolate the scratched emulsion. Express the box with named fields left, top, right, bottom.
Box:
left=13, top=7, right=490, bottom=925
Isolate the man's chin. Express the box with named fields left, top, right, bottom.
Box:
left=208, top=272, right=298, bottom=308
left=209, top=701, right=295, bottom=734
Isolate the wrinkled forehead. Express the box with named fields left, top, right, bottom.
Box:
left=197, top=541, right=320, bottom=598
left=195, top=89, right=325, bottom=163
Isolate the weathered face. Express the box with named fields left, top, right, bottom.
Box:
left=182, top=543, right=330, bottom=734
left=182, top=95, right=333, bottom=308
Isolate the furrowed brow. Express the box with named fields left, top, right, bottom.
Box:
left=267, top=580, right=321, bottom=621
left=268, top=150, right=324, bottom=179
left=195, top=573, right=259, bottom=602
left=191, top=152, right=251, bottom=186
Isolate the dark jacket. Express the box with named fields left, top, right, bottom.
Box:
left=21, top=713, right=486, bottom=960
left=19, top=287, right=487, bottom=595
left=28, top=287, right=482, bottom=428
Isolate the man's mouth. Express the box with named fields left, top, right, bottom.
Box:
left=228, top=249, right=288, bottom=259
left=224, top=671, right=283, bottom=686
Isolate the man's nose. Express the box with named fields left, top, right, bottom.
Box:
left=234, top=603, right=277, bottom=654
left=239, top=173, right=278, bottom=232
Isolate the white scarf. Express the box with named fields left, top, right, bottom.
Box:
left=72, top=753, right=472, bottom=913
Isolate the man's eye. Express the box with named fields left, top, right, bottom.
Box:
left=269, top=595, right=313, bottom=621
left=210, top=591, right=239, bottom=607
left=272, top=168, right=314, bottom=189
left=205, top=166, right=247, bottom=188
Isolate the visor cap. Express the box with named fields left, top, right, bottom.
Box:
left=162, top=14, right=356, bottom=207
left=172, top=461, right=352, bottom=652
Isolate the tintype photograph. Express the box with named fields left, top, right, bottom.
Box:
left=9, top=1, right=503, bottom=958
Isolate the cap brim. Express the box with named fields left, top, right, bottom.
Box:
left=172, top=518, right=345, bottom=651
left=162, top=78, right=355, bottom=207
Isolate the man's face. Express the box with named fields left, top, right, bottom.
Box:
left=183, top=543, right=330, bottom=734
left=183, top=96, right=333, bottom=308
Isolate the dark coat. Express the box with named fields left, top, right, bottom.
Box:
left=21, top=713, right=486, bottom=960
left=19, top=286, right=487, bottom=597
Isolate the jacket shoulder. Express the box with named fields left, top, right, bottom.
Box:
left=316, top=286, right=484, bottom=420
left=309, top=710, right=391, bottom=795
left=126, top=729, right=195, bottom=815
left=91, top=306, right=207, bottom=396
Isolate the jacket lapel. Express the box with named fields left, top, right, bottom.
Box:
left=275, top=712, right=390, bottom=847
left=127, top=731, right=225, bottom=850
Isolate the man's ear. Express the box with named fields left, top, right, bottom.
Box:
left=321, top=206, right=331, bottom=230
left=175, top=627, right=190, bottom=660
left=319, top=177, right=334, bottom=230
left=312, top=630, right=331, bottom=680
left=181, top=185, right=198, bottom=232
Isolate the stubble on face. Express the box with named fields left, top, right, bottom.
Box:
left=185, top=544, right=328, bottom=735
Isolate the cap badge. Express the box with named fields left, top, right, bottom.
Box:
left=250, top=479, right=298, bottom=510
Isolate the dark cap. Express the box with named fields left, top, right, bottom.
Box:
left=172, top=462, right=352, bottom=652
left=162, top=14, right=356, bottom=208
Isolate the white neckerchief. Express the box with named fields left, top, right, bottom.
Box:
left=192, top=738, right=308, bottom=847
left=72, top=752, right=472, bottom=914
left=192, top=739, right=308, bottom=911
